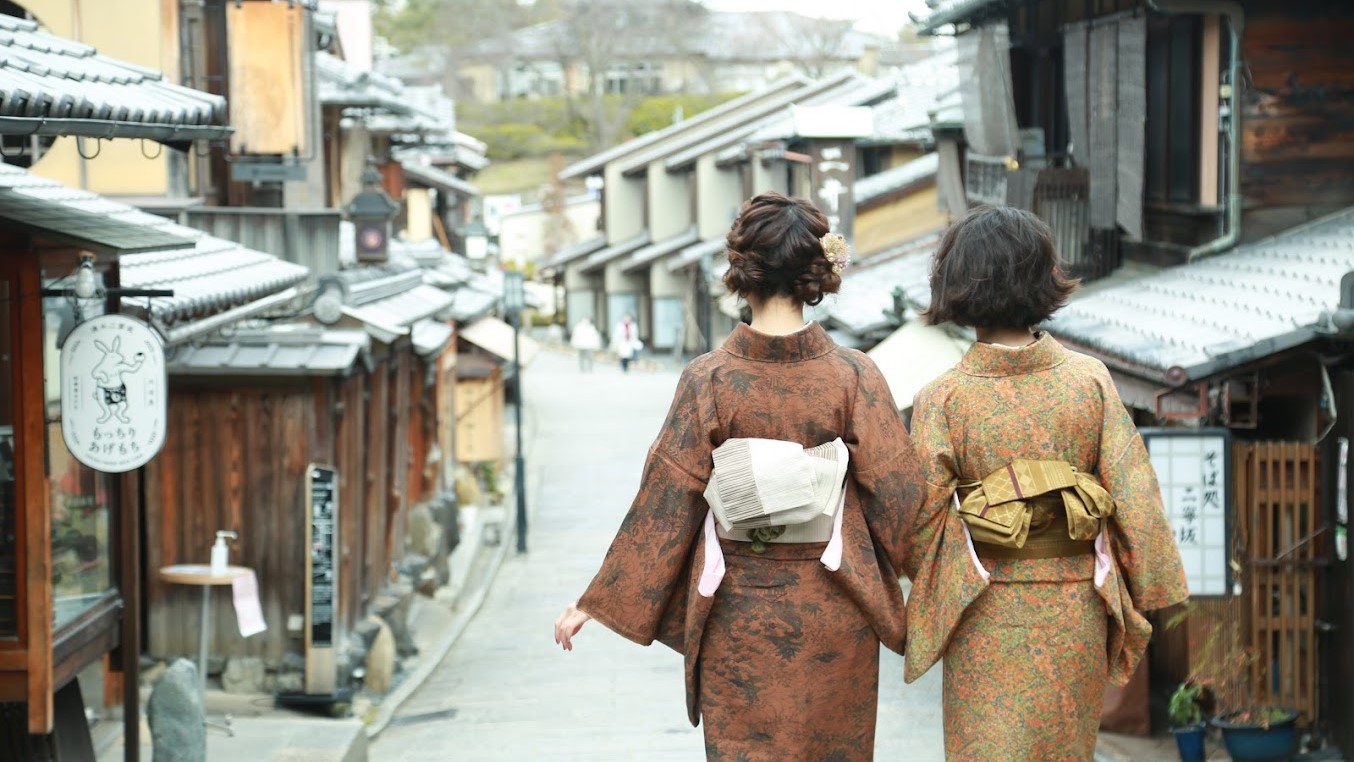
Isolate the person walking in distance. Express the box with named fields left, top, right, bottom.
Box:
left=570, top=316, right=602, bottom=372
left=902, top=206, right=1188, bottom=761
left=611, top=313, right=640, bottom=372
left=554, top=192, right=923, bottom=761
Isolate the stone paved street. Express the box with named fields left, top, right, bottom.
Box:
left=371, top=348, right=945, bottom=761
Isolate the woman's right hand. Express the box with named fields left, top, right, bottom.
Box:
left=554, top=602, right=591, bottom=651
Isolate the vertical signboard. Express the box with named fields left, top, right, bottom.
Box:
left=808, top=138, right=858, bottom=239
left=305, top=464, right=338, bottom=695
left=1141, top=428, right=1231, bottom=597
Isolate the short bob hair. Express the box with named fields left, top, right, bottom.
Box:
left=925, top=205, right=1078, bottom=328
left=723, top=191, right=839, bottom=307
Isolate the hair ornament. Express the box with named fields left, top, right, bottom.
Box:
left=821, top=233, right=850, bottom=275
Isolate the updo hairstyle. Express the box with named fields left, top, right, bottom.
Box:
left=723, top=192, right=840, bottom=307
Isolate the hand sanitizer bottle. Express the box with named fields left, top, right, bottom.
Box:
left=211, top=530, right=238, bottom=575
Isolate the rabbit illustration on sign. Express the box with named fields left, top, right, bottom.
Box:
left=91, top=337, right=145, bottom=425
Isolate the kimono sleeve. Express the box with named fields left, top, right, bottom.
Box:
left=900, top=382, right=961, bottom=581
left=576, top=363, right=715, bottom=647
left=1096, top=376, right=1190, bottom=611
left=846, top=356, right=925, bottom=575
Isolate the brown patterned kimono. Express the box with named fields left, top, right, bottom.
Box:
left=577, top=322, right=924, bottom=761
left=903, top=334, right=1190, bottom=761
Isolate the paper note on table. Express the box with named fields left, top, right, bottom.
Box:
left=232, top=570, right=268, bottom=638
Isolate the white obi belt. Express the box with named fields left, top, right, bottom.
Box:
left=698, top=437, right=849, bottom=597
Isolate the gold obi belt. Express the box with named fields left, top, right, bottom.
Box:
left=956, top=459, right=1114, bottom=560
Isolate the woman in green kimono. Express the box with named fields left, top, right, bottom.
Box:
left=903, top=205, right=1190, bottom=760
left=554, top=192, right=924, bottom=761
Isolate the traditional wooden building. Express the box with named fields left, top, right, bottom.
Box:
left=0, top=13, right=302, bottom=753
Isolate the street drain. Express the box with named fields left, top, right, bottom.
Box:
left=388, top=708, right=459, bottom=727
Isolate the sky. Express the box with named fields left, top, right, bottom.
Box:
left=704, top=0, right=934, bottom=35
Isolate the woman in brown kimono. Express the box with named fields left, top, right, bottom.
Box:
left=902, top=206, right=1190, bottom=761
left=554, top=192, right=924, bottom=761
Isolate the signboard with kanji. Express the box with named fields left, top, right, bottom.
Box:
left=1141, top=428, right=1231, bottom=597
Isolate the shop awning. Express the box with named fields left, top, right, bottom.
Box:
left=458, top=316, right=540, bottom=366
left=867, top=320, right=971, bottom=410
left=621, top=228, right=699, bottom=274
left=578, top=231, right=650, bottom=275
left=0, top=14, right=231, bottom=143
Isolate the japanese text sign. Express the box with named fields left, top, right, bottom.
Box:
left=1142, top=428, right=1231, bottom=596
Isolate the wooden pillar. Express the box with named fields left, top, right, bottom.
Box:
left=16, top=256, right=52, bottom=734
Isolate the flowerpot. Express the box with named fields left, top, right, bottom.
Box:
left=1210, top=709, right=1299, bottom=762
left=1171, top=723, right=1206, bottom=762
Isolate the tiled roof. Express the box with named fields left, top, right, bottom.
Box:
left=579, top=231, right=651, bottom=274
left=807, top=233, right=940, bottom=337
left=865, top=47, right=961, bottom=144
left=739, top=76, right=900, bottom=146
left=666, top=237, right=725, bottom=273
left=0, top=14, right=229, bottom=141
left=315, top=51, right=413, bottom=115
left=560, top=76, right=811, bottom=179
left=621, top=228, right=699, bottom=273
left=643, top=72, right=858, bottom=175
left=401, top=161, right=480, bottom=197
left=342, top=283, right=456, bottom=335
left=914, top=0, right=1005, bottom=33
left=168, top=326, right=369, bottom=377
left=0, top=164, right=307, bottom=338
left=542, top=235, right=606, bottom=270
left=854, top=153, right=939, bottom=207
left=1047, top=208, right=1354, bottom=381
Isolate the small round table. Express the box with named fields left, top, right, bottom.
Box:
left=159, top=564, right=252, bottom=735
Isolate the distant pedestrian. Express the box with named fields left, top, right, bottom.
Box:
left=569, top=317, right=601, bottom=372
left=555, top=192, right=923, bottom=760
left=902, top=205, right=1189, bottom=760
left=610, top=313, right=641, bottom=372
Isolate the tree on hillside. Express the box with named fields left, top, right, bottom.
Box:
left=545, top=0, right=706, bottom=149
left=755, top=14, right=857, bottom=79
left=372, top=0, right=540, bottom=56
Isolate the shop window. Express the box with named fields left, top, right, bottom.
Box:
left=40, top=256, right=114, bottom=630
left=1145, top=15, right=1202, bottom=205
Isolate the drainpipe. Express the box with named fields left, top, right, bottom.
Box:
left=1147, top=0, right=1244, bottom=262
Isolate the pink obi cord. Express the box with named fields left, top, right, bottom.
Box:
left=697, top=499, right=846, bottom=598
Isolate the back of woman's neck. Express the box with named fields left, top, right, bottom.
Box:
left=975, top=327, right=1037, bottom=347
left=748, top=297, right=806, bottom=336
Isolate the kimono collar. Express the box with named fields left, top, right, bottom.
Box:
left=721, top=321, right=837, bottom=363
left=958, top=331, right=1067, bottom=377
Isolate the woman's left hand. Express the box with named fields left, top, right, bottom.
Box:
left=554, top=603, right=591, bottom=651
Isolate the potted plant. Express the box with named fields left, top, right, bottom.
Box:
left=1168, top=682, right=1207, bottom=762
left=1170, top=608, right=1299, bottom=762
left=1211, top=705, right=1299, bottom=762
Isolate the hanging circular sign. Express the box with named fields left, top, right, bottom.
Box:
left=60, top=314, right=167, bottom=473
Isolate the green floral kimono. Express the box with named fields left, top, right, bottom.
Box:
left=904, top=333, right=1189, bottom=761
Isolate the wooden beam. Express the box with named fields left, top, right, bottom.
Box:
left=16, top=255, right=52, bottom=734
